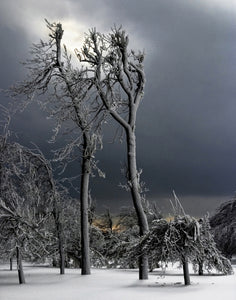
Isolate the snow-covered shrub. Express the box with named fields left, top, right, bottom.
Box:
left=210, top=199, right=236, bottom=259
left=191, top=215, right=233, bottom=275
left=129, top=211, right=233, bottom=285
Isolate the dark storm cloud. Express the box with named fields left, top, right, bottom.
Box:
left=89, top=0, right=236, bottom=212
left=0, top=0, right=236, bottom=216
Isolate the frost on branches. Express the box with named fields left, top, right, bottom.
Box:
left=76, top=25, right=150, bottom=280
left=0, top=139, right=55, bottom=283
left=0, top=106, right=68, bottom=282
left=9, top=20, right=150, bottom=279
left=9, top=20, right=107, bottom=275
left=129, top=195, right=233, bottom=285
left=210, top=198, right=236, bottom=259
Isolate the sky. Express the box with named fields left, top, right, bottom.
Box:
left=0, top=0, right=236, bottom=216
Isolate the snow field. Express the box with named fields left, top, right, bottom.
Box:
left=0, top=263, right=235, bottom=300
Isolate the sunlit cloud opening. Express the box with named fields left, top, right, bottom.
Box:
left=61, top=19, right=87, bottom=55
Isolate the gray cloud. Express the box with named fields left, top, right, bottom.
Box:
left=1, top=0, right=236, bottom=216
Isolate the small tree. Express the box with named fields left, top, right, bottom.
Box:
left=0, top=142, right=55, bottom=283
left=116, top=206, right=138, bottom=231
left=93, top=209, right=114, bottom=233
left=0, top=108, right=65, bottom=281
left=60, top=192, right=81, bottom=269
left=0, top=139, right=72, bottom=279
left=191, top=215, right=232, bottom=275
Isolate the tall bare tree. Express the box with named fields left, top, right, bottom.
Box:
left=9, top=21, right=105, bottom=275
left=76, top=27, right=149, bottom=279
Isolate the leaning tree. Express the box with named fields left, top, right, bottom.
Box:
left=0, top=137, right=55, bottom=283
left=9, top=21, right=106, bottom=275
left=75, top=26, right=150, bottom=279
left=0, top=105, right=69, bottom=280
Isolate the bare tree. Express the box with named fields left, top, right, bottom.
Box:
left=76, top=27, right=149, bottom=279
left=0, top=139, right=54, bottom=283
left=0, top=135, right=75, bottom=280
left=9, top=21, right=106, bottom=275
left=0, top=105, right=68, bottom=279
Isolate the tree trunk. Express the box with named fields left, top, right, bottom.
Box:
left=16, top=247, right=25, bottom=284
left=58, top=230, right=65, bottom=275
left=182, top=255, right=190, bottom=286
left=52, top=256, right=57, bottom=267
left=10, top=257, right=13, bottom=271
left=139, top=255, right=149, bottom=279
left=56, top=216, right=65, bottom=275
left=80, top=140, right=91, bottom=275
left=198, top=261, right=204, bottom=275
left=126, top=128, right=149, bottom=280
left=53, top=204, right=65, bottom=274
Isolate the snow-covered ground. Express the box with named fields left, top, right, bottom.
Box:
left=0, top=263, right=235, bottom=300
